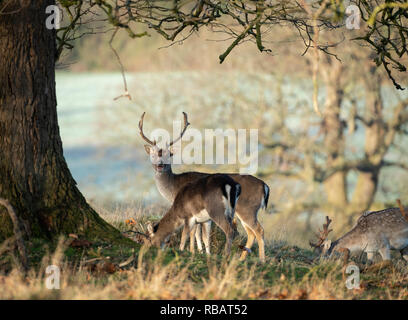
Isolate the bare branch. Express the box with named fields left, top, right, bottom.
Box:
left=0, top=198, right=29, bottom=272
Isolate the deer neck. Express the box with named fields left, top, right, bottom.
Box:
left=154, top=167, right=178, bottom=203
left=153, top=208, right=183, bottom=244
left=333, top=228, right=362, bottom=252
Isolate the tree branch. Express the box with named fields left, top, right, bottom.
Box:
left=0, top=198, right=29, bottom=272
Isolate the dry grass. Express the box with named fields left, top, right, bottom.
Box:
left=1, top=202, right=408, bottom=300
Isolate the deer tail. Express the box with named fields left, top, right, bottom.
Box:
left=262, top=183, right=270, bottom=211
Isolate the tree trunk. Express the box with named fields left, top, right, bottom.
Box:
left=321, top=58, right=348, bottom=209
left=0, top=1, right=123, bottom=242
left=351, top=66, right=383, bottom=212
left=351, top=169, right=379, bottom=211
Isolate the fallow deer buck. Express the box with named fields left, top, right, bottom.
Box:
left=139, top=112, right=270, bottom=262
left=146, top=174, right=241, bottom=256
left=310, top=207, right=408, bottom=263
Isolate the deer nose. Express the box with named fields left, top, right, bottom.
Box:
left=152, top=158, right=162, bottom=165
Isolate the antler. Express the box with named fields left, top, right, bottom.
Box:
left=168, top=112, right=190, bottom=146
left=122, top=230, right=151, bottom=244
left=138, top=112, right=156, bottom=146
left=397, top=199, right=408, bottom=221
left=310, top=216, right=333, bottom=248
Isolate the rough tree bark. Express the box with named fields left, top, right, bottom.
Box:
left=0, top=0, right=123, bottom=242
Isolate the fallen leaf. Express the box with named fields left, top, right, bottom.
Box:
left=293, top=289, right=308, bottom=300
left=125, top=218, right=137, bottom=226
left=70, top=239, right=92, bottom=248
left=87, top=261, right=117, bottom=274
left=101, top=262, right=117, bottom=274
left=277, top=288, right=288, bottom=299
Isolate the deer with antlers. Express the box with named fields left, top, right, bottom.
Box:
left=139, top=112, right=270, bottom=262
left=311, top=205, right=408, bottom=263
left=146, top=174, right=240, bottom=255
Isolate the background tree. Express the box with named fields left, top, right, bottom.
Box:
left=254, top=31, right=408, bottom=229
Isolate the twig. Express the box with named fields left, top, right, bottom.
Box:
left=118, top=249, right=135, bottom=268
left=82, top=257, right=108, bottom=264
left=299, top=0, right=330, bottom=117
left=0, top=198, right=29, bottom=272
left=122, top=230, right=150, bottom=244
left=397, top=199, right=408, bottom=221
left=109, top=28, right=132, bottom=101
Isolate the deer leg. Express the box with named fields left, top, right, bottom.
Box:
left=366, top=251, right=375, bottom=264
left=179, top=222, right=190, bottom=251
left=378, top=246, right=391, bottom=261
left=202, top=220, right=212, bottom=255
left=189, top=223, right=198, bottom=254
left=400, top=247, right=408, bottom=263
left=253, top=221, right=265, bottom=263
left=195, top=224, right=203, bottom=253
left=239, top=223, right=256, bottom=261
left=210, top=212, right=234, bottom=256
left=236, top=207, right=266, bottom=263
left=207, top=198, right=237, bottom=256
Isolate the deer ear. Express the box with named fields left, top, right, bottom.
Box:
left=144, top=145, right=152, bottom=155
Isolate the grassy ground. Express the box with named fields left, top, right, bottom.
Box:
left=1, top=202, right=408, bottom=300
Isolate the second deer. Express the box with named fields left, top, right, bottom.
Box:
left=310, top=206, right=408, bottom=263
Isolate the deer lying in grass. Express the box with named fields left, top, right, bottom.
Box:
left=139, top=112, right=270, bottom=262
left=146, top=174, right=241, bottom=256
left=311, top=207, right=408, bottom=263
